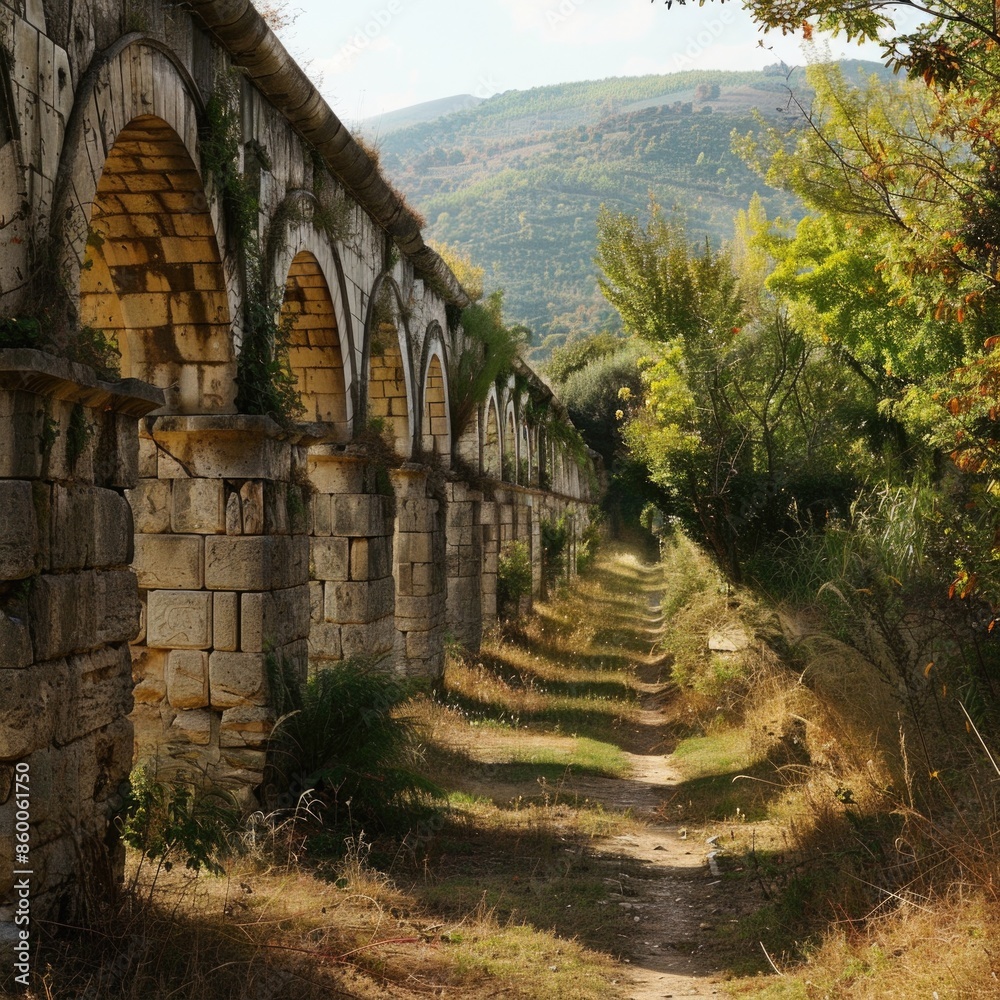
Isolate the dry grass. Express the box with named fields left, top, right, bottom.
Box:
left=645, top=535, right=1000, bottom=997
left=4, top=546, right=664, bottom=1000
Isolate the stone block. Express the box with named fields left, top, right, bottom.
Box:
left=225, top=490, right=243, bottom=534
left=97, top=568, right=141, bottom=644
left=411, top=562, right=435, bottom=597
left=306, top=453, right=366, bottom=495
left=349, top=536, right=393, bottom=582
left=217, top=748, right=267, bottom=776
left=128, top=479, right=171, bottom=534
left=309, top=581, right=323, bottom=623
left=308, top=621, right=342, bottom=662
left=146, top=590, right=213, bottom=649
left=240, top=481, right=264, bottom=535
left=171, top=479, right=225, bottom=534
left=204, top=535, right=307, bottom=591
left=0, top=659, right=61, bottom=758
left=447, top=503, right=475, bottom=529
left=0, top=606, right=30, bottom=672
left=213, top=592, right=238, bottom=651
left=240, top=585, right=310, bottom=653
left=170, top=709, right=213, bottom=745
left=397, top=532, right=435, bottom=565
left=82, top=717, right=134, bottom=805
left=219, top=706, right=274, bottom=749
left=93, top=488, right=134, bottom=567
left=396, top=499, right=437, bottom=534
left=311, top=494, right=332, bottom=536
left=310, top=535, right=349, bottom=581
left=166, top=650, right=209, bottom=709
left=209, top=651, right=268, bottom=709
left=389, top=468, right=427, bottom=499
left=131, top=646, right=167, bottom=704
left=331, top=494, right=392, bottom=537
left=340, top=618, right=396, bottom=660
left=29, top=571, right=97, bottom=660
left=138, top=431, right=158, bottom=479
left=405, top=628, right=444, bottom=660
left=60, top=645, right=134, bottom=745
left=49, top=484, right=95, bottom=571
left=0, top=480, right=39, bottom=579
left=324, top=577, right=394, bottom=625
left=150, top=416, right=292, bottom=481
left=133, top=534, right=203, bottom=590
left=275, top=639, right=309, bottom=677
left=264, top=481, right=289, bottom=534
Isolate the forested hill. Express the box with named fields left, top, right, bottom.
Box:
left=367, top=63, right=893, bottom=357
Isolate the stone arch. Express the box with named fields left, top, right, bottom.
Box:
left=519, top=421, right=531, bottom=486
left=55, top=37, right=235, bottom=414
left=78, top=114, right=233, bottom=413
left=361, top=272, right=415, bottom=458
left=420, top=325, right=451, bottom=462
left=483, top=388, right=501, bottom=477
left=270, top=194, right=356, bottom=437
left=280, top=250, right=350, bottom=436
left=502, top=398, right=517, bottom=483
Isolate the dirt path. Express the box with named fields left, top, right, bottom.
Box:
left=561, top=580, right=730, bottom=999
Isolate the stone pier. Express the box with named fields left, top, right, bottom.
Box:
left=128, top=417, right=311, bottom=792
left=0, top=349, right=161, bottom=935
left=307, top=449, right=396, bottom=672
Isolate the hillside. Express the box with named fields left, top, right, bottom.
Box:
left=368, top=63, right=893, bottom=356
left=361, top=93, right=484, bottom=135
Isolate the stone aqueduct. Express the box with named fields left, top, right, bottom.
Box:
left=0, top=0, right=596, bottom=930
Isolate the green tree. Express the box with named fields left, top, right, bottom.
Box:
left=598, top=203, right=866, bottom=578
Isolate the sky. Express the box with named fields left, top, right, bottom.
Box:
left=276, top=0, right=900, bottom=127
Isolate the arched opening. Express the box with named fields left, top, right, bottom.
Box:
left=367, top=333, right=411, bottom=455
left=503, top=406, right=517, bottom=482
left=422, top=353, right=450, bottom=460
left=519, top=423, right=531, bottom=485
left=483, top=396, right=501, bottom=477
left=79, top=115, right=233, bottom=414
left=281, top=250, right=348, bottom=433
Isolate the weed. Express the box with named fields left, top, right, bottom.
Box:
left=117, top=763, right=237, bottom=894
left=67, top=401, right=92, bottom=465
left=264, top=656, right=443, bottom=832
left=37, top=411, right=59, bottom=455
left=497, top=540, right=532, bottom=618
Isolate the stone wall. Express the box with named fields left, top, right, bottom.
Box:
left=0, top=0, right=601, bottom=934
left=307, top=449, right=396, bottom=673
left=128, top=416, right=311, bottom=794
left=0, top=349, right=161, bottom=941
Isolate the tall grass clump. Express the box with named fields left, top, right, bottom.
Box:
left=265, top=657, right=443, bottom=832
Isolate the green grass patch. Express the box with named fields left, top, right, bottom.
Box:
left=671, top=731, right=749, bottom=779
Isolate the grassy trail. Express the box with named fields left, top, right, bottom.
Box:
left=408, top=544, right=736, bottom=998
left=16, top=544, right=746, bottom=1000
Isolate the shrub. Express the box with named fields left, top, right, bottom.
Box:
left=497, top=540, right=532, bottom=617
left=117, top=764, right=237, bottom=888
left=541, top=514, right=569, bottom=588
left=265, top=657, right=442, bottom=832
left=576, top=507, right=604, bottom=574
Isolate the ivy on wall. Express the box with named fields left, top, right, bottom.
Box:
left=202, top=74, right=303, bottom=423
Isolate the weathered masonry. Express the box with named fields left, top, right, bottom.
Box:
left=0, top=0, right=597, bottom=935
